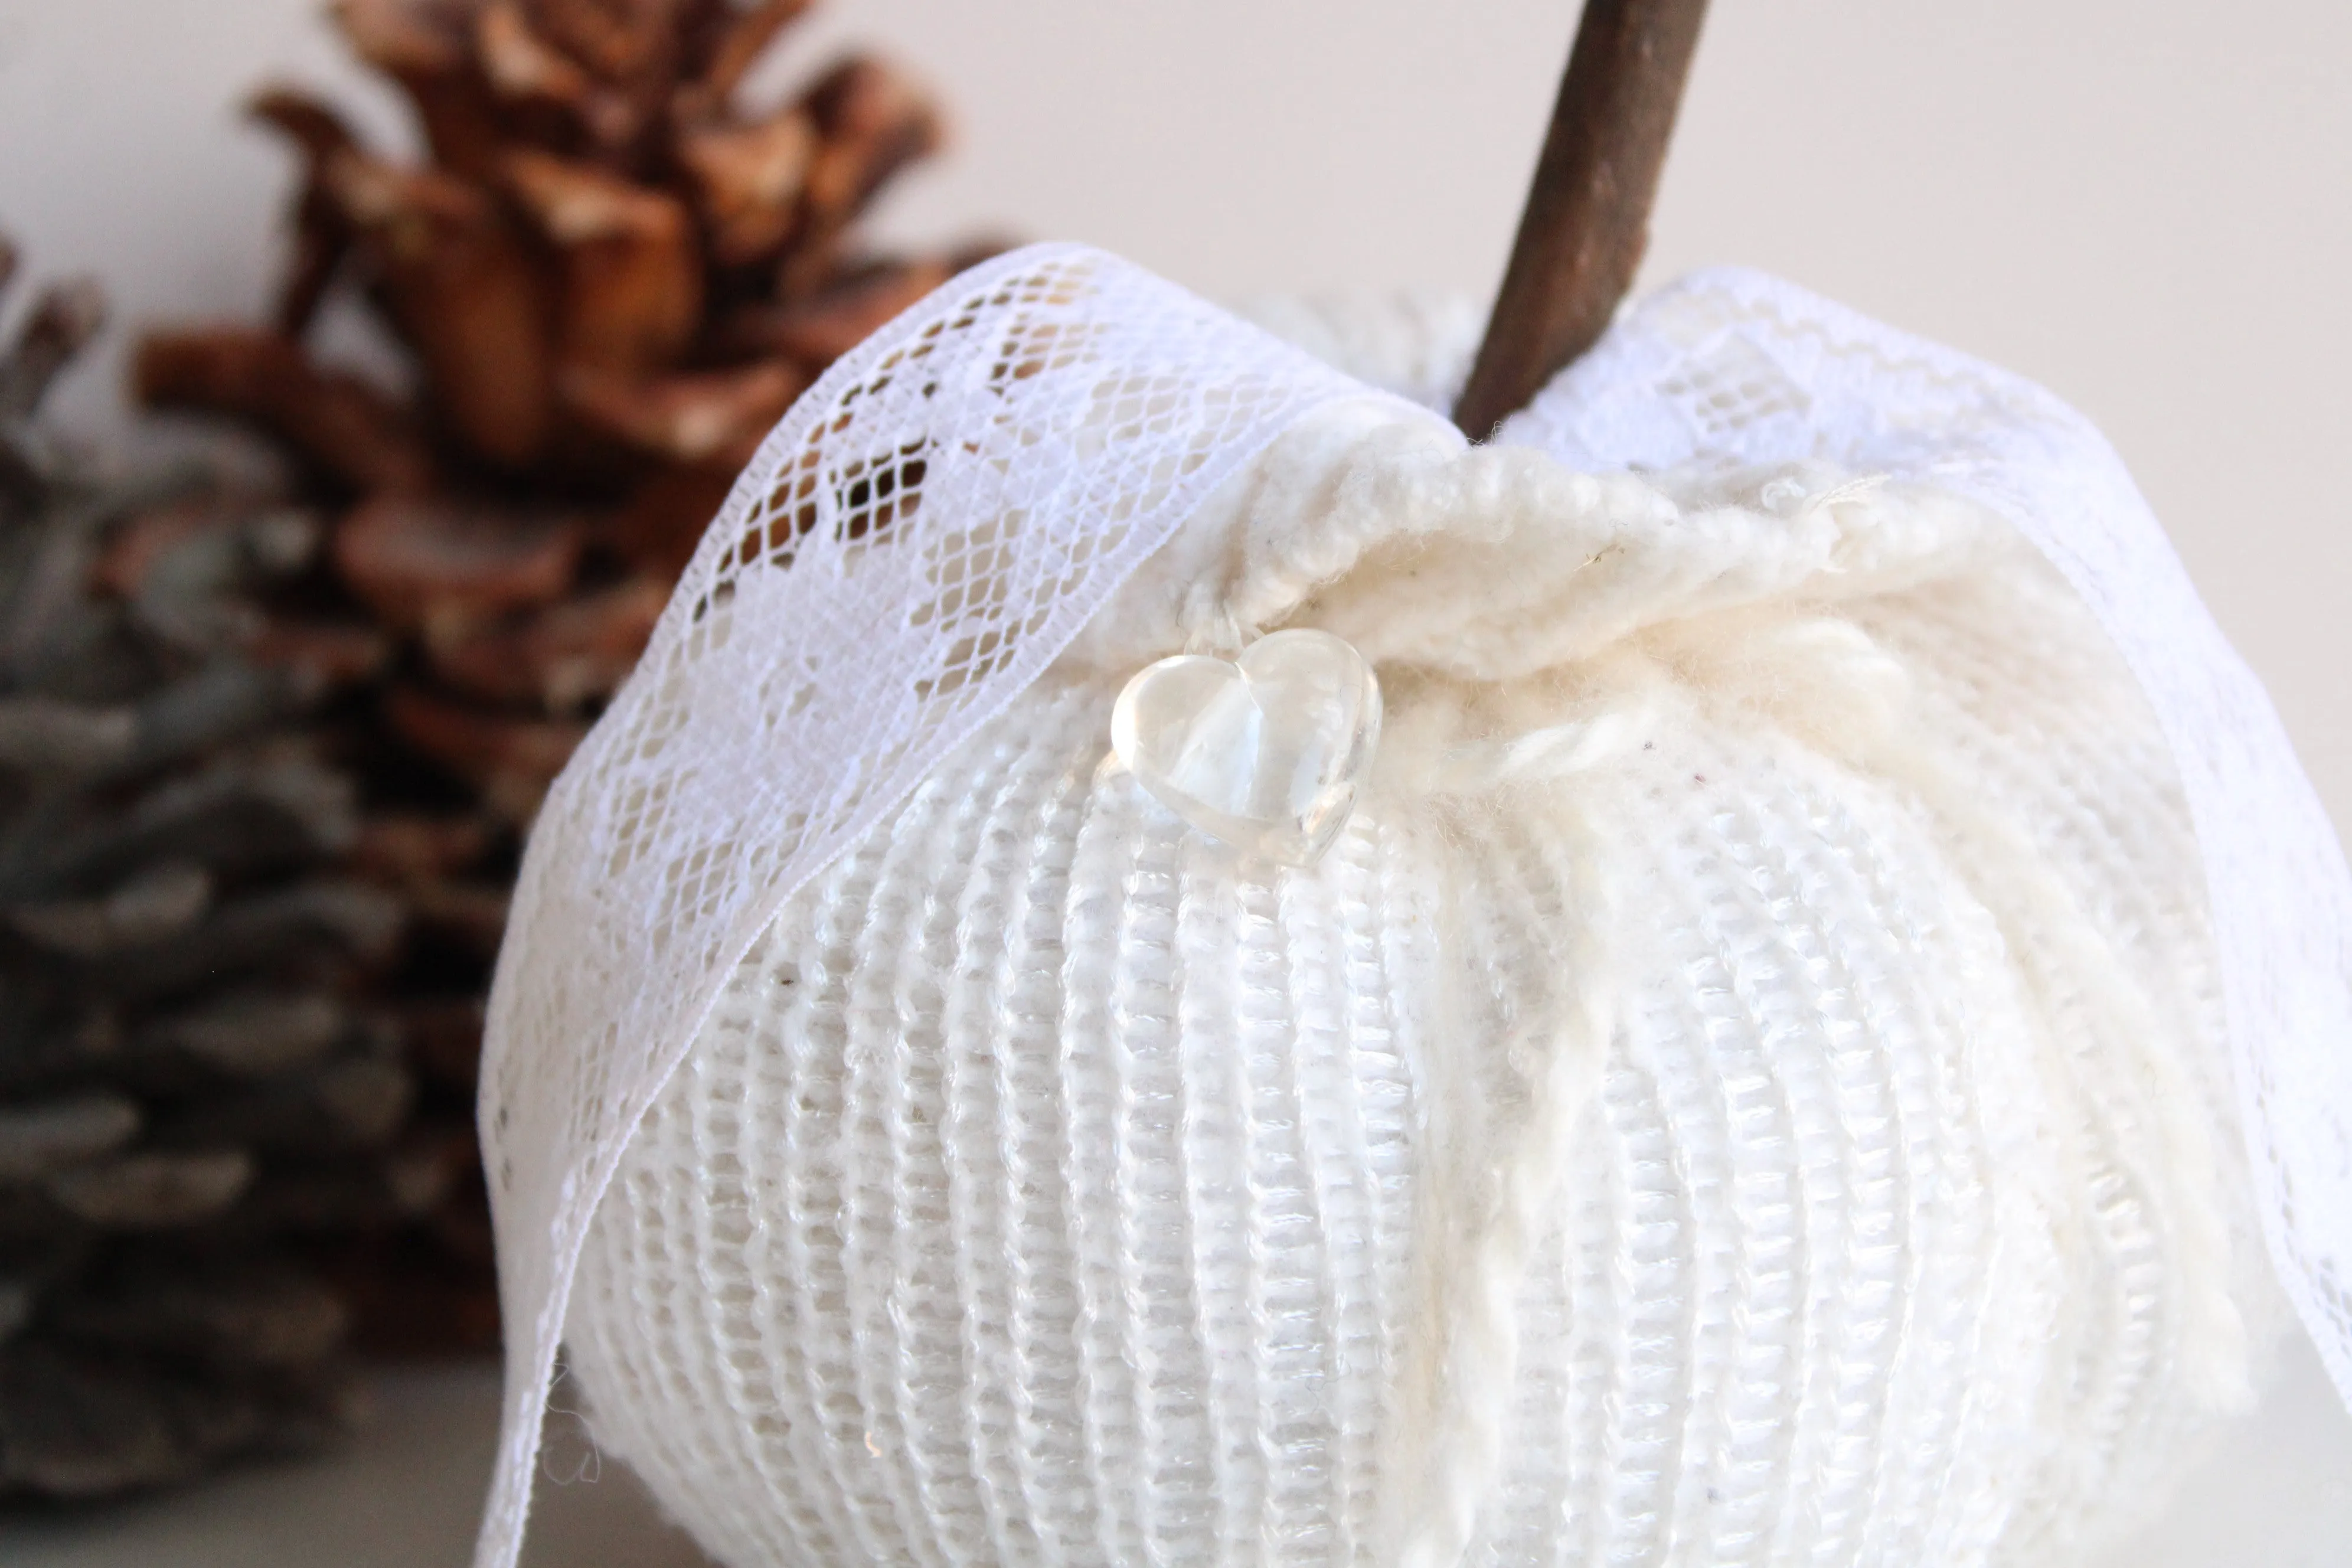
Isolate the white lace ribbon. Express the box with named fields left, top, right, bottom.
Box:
left=473, top=247, right=1416, bottom=1566
left=475, top=244, right=2352, bottom=1568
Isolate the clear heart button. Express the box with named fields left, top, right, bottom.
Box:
left=1111, top=628, right=1382, bottom=867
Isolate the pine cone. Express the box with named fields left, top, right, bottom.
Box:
left=0, top=241, right=423, bottom=1500
left=130, top=1, right=999, bottom=1361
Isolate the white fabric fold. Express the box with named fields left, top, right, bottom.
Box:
left=1503, top=266, right=2352, bottom=1420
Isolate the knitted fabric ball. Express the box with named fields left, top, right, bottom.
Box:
left=553, top=291, right=2282, bottom=1567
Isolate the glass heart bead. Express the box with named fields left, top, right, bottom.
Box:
left=1110, top=628, right=1382, bottom=867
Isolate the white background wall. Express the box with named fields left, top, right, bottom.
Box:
left=2, top=1, right=2346, bottom=821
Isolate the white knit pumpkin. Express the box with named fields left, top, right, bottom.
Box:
left=473, top=251, right=2352, bottom=1568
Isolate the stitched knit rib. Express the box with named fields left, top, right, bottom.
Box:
left=560, top=302, right=2275, bottom=1568
left=570, top=595, right=2254, bottom=1567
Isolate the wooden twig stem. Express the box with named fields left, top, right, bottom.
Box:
left=1452, top=0, right=1710, bottom=438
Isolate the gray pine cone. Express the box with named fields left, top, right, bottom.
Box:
left=0, top=237, right=444, bottom=1501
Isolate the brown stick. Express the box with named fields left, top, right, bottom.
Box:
left=1452, top=0, right=1709, bottom=439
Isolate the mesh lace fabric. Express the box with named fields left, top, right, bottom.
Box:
left=482, top=248, right=2352, bottom=1568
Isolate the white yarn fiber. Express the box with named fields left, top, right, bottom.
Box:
left=479, top=250, right=2352, bottom=1568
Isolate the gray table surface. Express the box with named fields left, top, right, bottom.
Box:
left=4, top=1334, right=2348, bottom=1567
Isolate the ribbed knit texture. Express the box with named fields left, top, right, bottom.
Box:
left=561, top=301, right=2278, bottom=1566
